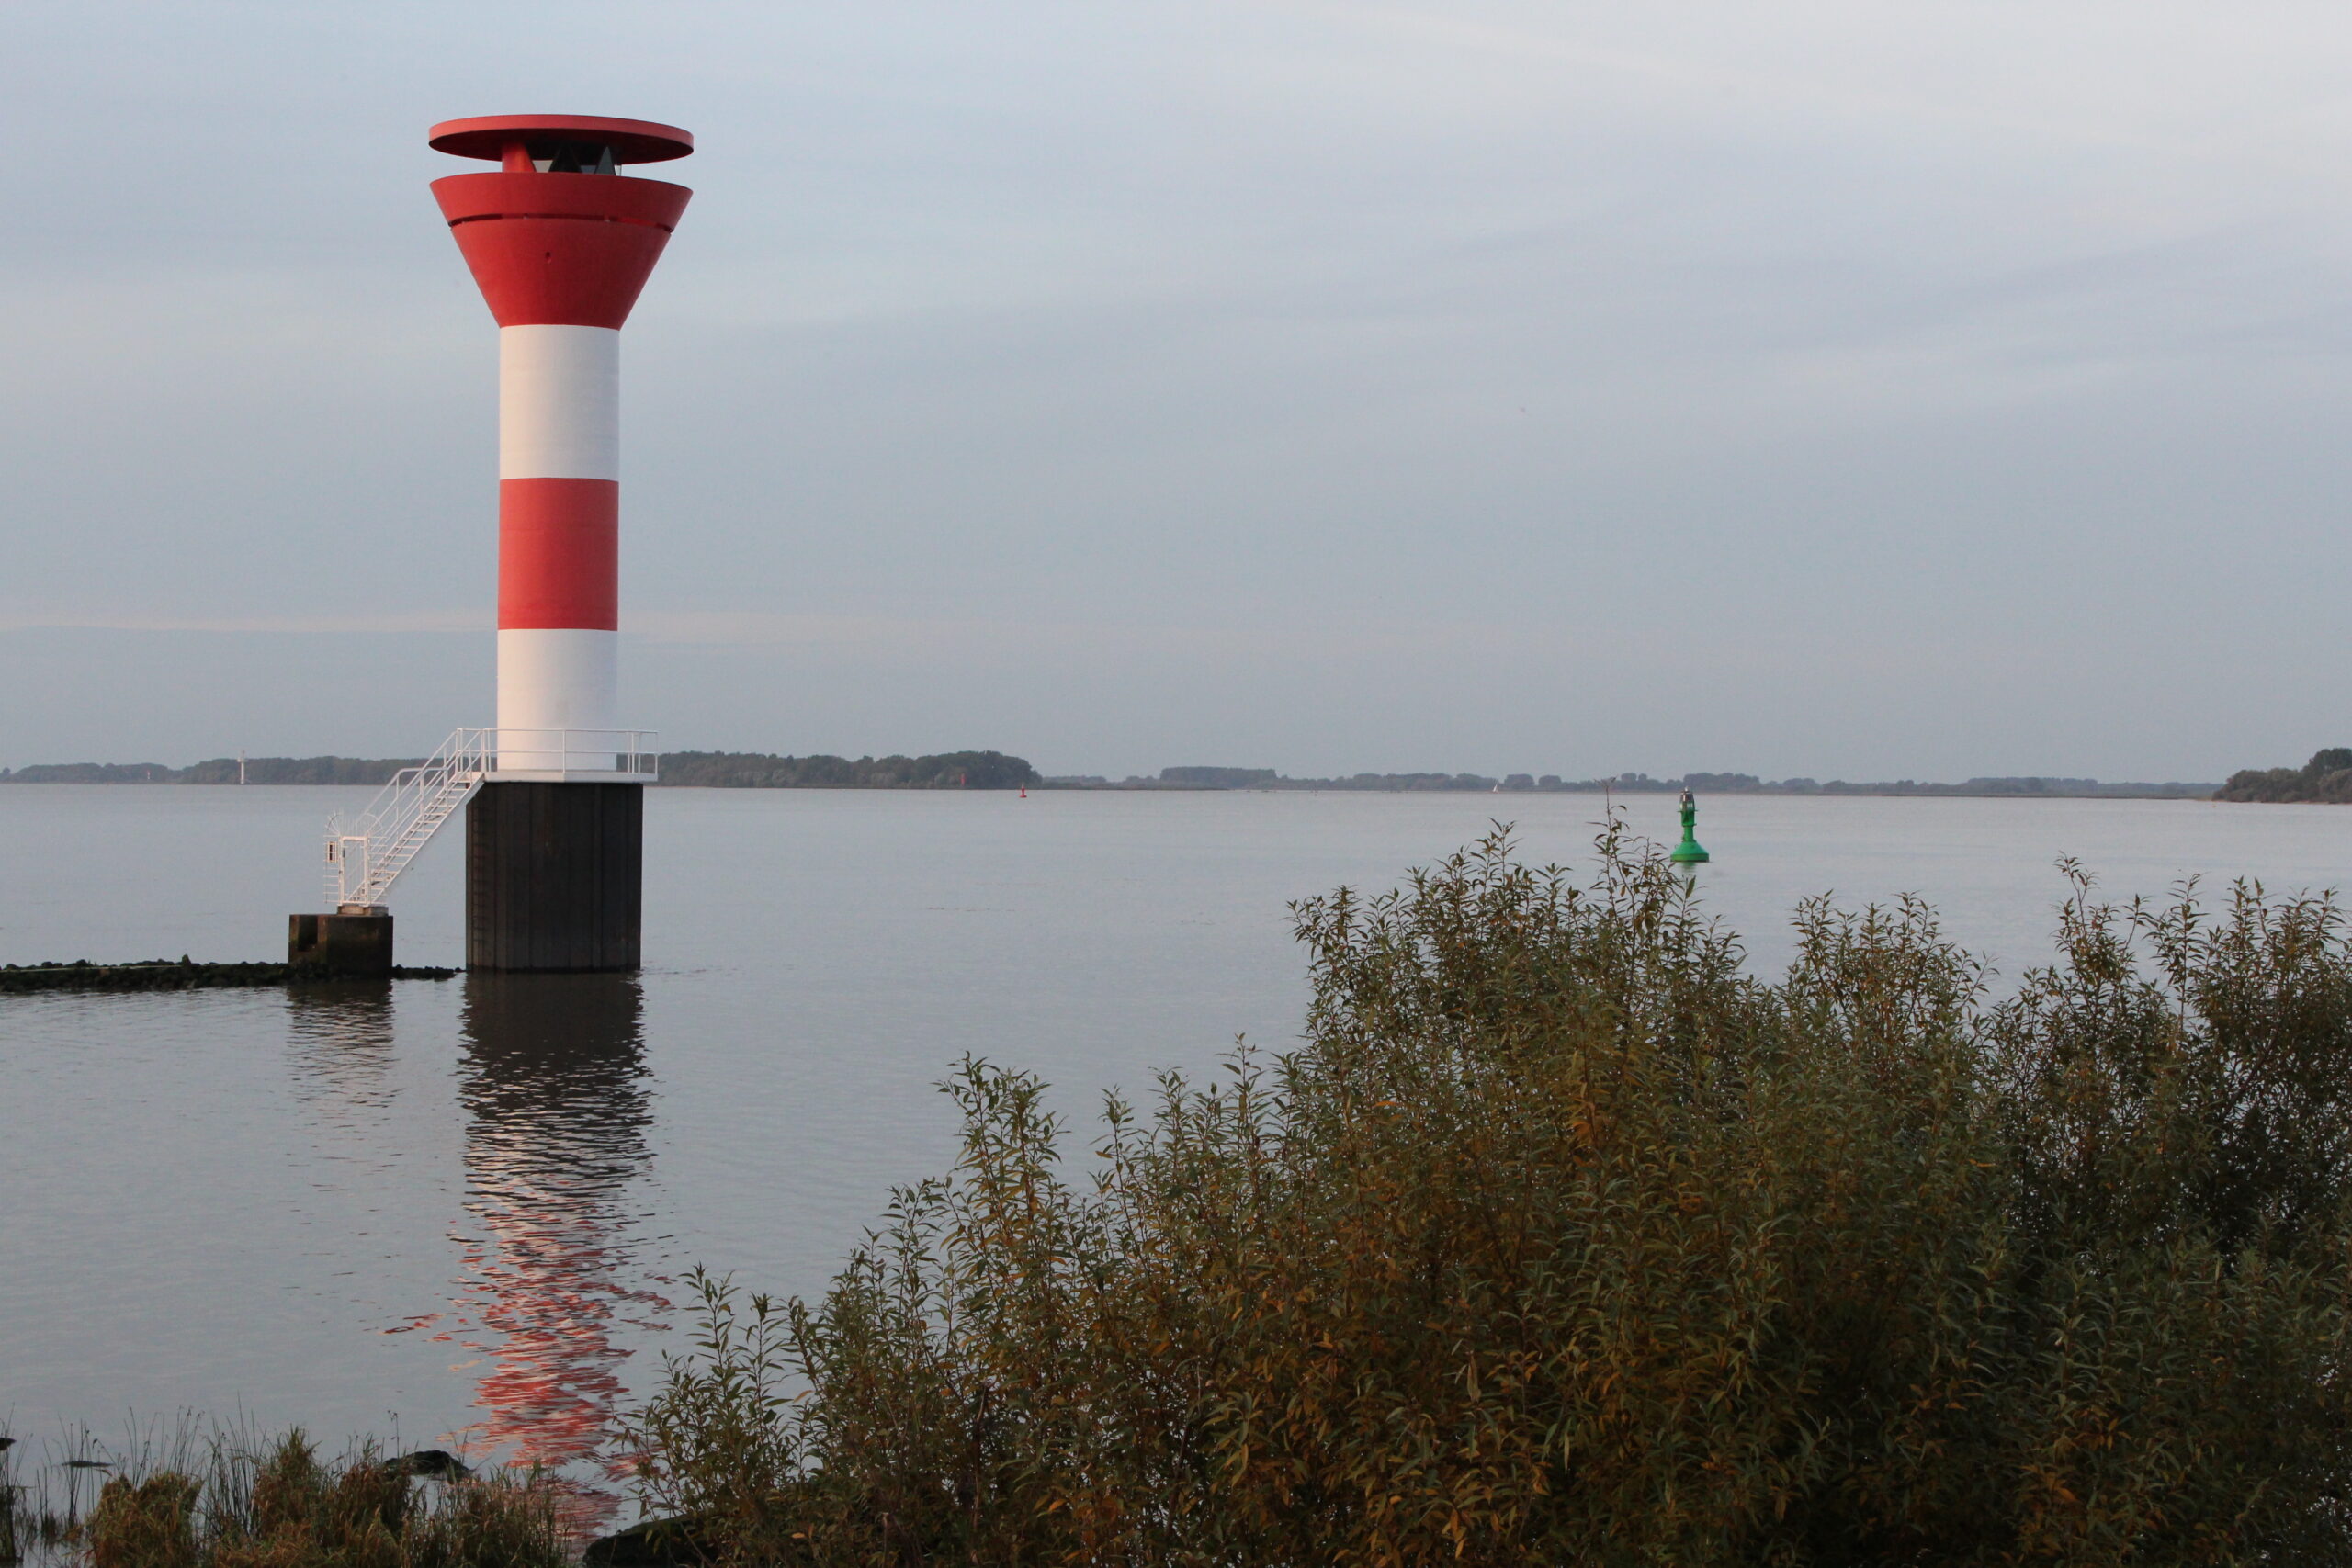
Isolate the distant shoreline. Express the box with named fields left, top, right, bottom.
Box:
left=1046, top=772, right=2219, bottom=801
left=0, top=753, right=2220, bottom=800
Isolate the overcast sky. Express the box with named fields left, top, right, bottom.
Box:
left=4, top=1, right=2351, bottom=779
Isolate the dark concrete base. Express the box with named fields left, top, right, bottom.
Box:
left=465, top=781, right=643, bottom=972
left=288, top=912, right=394, bottom=976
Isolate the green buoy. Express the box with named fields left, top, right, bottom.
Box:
left=1670, top=788, right=1710, bottom=863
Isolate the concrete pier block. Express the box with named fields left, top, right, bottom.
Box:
left=465, top=781, right=642, bottom=972
left=289, top=910, right=395, bottom=976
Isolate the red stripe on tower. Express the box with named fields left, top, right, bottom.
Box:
left=497, top=478, right=618, bottom=629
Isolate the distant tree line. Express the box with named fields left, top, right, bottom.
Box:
left=2215, top=748, right=2352, bottom=803
left=1042, top=767, right=2217, bottom=799
left=657, top=750, right=1040, bottom=789
left=0, top=753, right=2217, bottom=798
left=0, top=756, right=424, bottom=784
left=0, top=750, right=1042, bottom=790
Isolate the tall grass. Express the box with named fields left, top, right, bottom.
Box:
left=624, top=825, right=2352, bottom=1565
left=0, top=1420, right=566, bottom=1568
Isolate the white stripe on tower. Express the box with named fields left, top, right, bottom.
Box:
left=497, top=629, right=618, bottom=739
left=497, top=325, right=621, bottom=768
left=500, top=326, right=618, bottom=481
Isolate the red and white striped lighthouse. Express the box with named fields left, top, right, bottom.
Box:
left=429, top=114, right=692, bottom=773
left=430, top=114, right=694, bottom=970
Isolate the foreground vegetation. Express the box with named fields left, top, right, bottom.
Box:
left=0, top=1427, right=566, bottom=1568
left=625, top=827, right=2352, bottom=1565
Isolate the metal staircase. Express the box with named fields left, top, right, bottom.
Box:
left=322, top=728, right=660, bottom=909
left=323, top=728, right=493, bottom=908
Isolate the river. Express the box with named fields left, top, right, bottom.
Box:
left=2, top=784, right=2341, bottom=1502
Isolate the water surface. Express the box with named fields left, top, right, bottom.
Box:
left=3, top=785, right=2345, bottom=1495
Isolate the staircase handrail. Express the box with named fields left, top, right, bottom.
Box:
left=322, top=728, right=493, bottom=908
left=319, top=728, right=662, bottom=908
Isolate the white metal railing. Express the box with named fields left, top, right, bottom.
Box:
left=489, top=728, right=662, bottom=779
left=322, top=728, right=660, bottom=908
left=324, top=728, right=494, bottom=908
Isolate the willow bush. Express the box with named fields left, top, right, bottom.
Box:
left=627, top=827, right=2352, bottom=1565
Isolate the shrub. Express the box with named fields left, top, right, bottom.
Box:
left=627, top=828, right=2352, bottom=1565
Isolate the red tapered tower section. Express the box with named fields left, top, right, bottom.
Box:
left=433, top=114, right=694, bottom=972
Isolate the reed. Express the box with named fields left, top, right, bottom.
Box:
left=0, top=1421, right=565, bottom=1568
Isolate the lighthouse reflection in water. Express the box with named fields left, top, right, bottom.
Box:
left=454, top=975, right=668, bottom=1489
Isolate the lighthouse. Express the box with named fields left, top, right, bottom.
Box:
left=293, top=115, right=692, bottom=976
left=435, top=114, right=693, bottom=971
